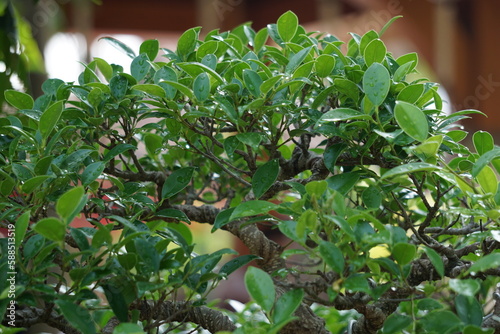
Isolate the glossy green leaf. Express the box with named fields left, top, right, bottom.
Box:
left=244, top=266, right=275, bottom=313
left=55, top=300, right=96, bottom=334
left=94, top=57, right=113, bottom=81
left=449, top=279, right=480, bottom=297
left=327, top=172, right=360, bottom=195
left=363, top=62, right=390, bottom=107
left=252, top=159, right=279, bottom=199
left=253, top=27, right=268, bottom=53
left=236, top=132, right=263, bottom=151
left=134, top=237, right=160, bottom=273
left=33, top=217, right=66, bottom=243
left=471, top=147, right=500, bottom=177
left=193, top=72, right=210, bottom=102
left=162, top=167, right=195, bottom=199
left=102, top=283, right=129, bottom=322
left=177, top=62, right=224, bottom=84
left=100, top=36, right=136, bottom=58
left=421, top=310, right=461, bottom=333
left=103, top=144, right=135, bottom=162
left=219, top=254, right=260, bottom=276
left=272, top=289, right=303, bottom=324
left=140, top=39, right=159, bottom=60
left=397, top=84, right=424, bottom=104
left=473, top=130, right=494, bottom=155
left=424, top=247, right=444, bottom=277
left=15, top=211, right=30, bottom=248
left=21, top=175, right=52, bottom=193
left=414, top=135, right=443, bottom=162
left=277, top=11, right=298, bottom=43
left=40, top=100, right=64, bottom=141
left=131, top=53, right=150, bottom=81
left=177, top=27, right=199, bottom=61
left=394, top=101, right=429, bottom=142
left=334, top=78, right=360, bottom=103
left=362, top=186, right=382, bottom=209
left=212, top=207, right=236, bottom=232
left=242, top=69, right=262, bottom=97
left=131, top=84, right=166, bottom=98
left=305, top=180, right=327, bottom=198
left=382, top=314, right=412, bottom=334
left=285, top=46, right=312, bottom=74
left=155, top=208, right=191, bottom=223
left=229, top=200, right=278, bottom=221
left=477, top=165, right=498, bottom=195
left=468, top=253, right=500, bottom=274
left=56, top=186, right=87, bottom=224
left=324, top=143, right=347, bottom=173
left=455, top=294, right=483, bottom=327
left=4, top=90, right=34, bottom=110
left=158, top=80, right=194, bottom=100
left=364, top=39, right=386, bottom=67
left=81, top=161, right=105, bottom=186
left=110, top=75, right=129, bottom=100
left=380, top=162, right=439, bottom=180
left=144, top=133, right=163, bottom=156
left=396, top=52, right=418, bottom=73
left=391, top=243, right=416, bottom=265
left=315, top=54, right=336, bottom=78
left=317, top=108, right=372, bottom=123
left=319, top=241, right=344, bottom=274
left=393, top=61, right=415, bottom=82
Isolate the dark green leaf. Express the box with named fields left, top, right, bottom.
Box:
left=382, top=313, right=412, bottom=334
left=81, top=162, right=105, bottom=186
left=323, top=143, right=347, bottom=173
left=472, top=147, right=500, bottom=177
left=244, top=266, right=275, bottom=313
left=100, top=36, right=136, bottom=58
left=272, top=289, right=303, bottom=324
left=155, top=209, right=191, bottom=223
left=363, top=62, right=390, bottom=107
left=134, top=237, right=160, bottom=273
left=102, top=284, right=129, bottom=322
left=131, top=54, right=150, bottom=81
left=131, top=84, right=166, bottom=98
left=219, top=254, right=260, bottom=276
left=40, top=101, right=64, bottom=141
left=103, top=144, right=135, bottom=162
left=252, top=159, right=279, bottom=199
left=315, top=54, right=336, bottom=78
left=319, top=241, right=344, bottom=274
left=243, top=69, right=262, bottom=97
left=424, top=247, right=444, bottom=277
left=362, top=186, right=382, bottom=209
left=110, top=75, right=129, bottom=100
left=455, top=294, right=483, bottom=326
left=21, top=175, right=52, bottom=193
left=161, top=167, right=195, bottom=199
left=236, top=132, right=263, bottom=150
left=229, top=200, right=279, bottom=221
left=193, top=72, right=210, bottom=102
left=177, top=27, right=199, bottom=61
left=55, top=300, right=96, bottom=334
left=468, top=253, right=500, bottom=274
left=212, top=207, right=236, bottom=232
left=421, top=310, right=461, bottom=333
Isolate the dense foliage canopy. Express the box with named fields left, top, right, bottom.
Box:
left=2, top=11, right=500, bottom=334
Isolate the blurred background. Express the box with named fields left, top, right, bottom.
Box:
left=3, top=0, right=500, bottom=137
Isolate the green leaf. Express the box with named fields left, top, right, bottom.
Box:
left=472, top=147, right=500, bottom=177
left=4, top=90, right=34, bottom=110
left=243, top=69, right=263, bottom=97
left=177, top=62, right=224, bottom=85
left=421, top=310, right=461, bottom=333
left=379, top=15, right=403, bottom=37
left=272, top=289, right=303, bottom=324
left=134, top=237, right=160, bottom=273
left=364, top=39, right=386, bottom=67
left=212, top=207, right=236, bottom=232
left=285, top=46, right=312, bottom=74
left=219, top=254, right=260, bottom=276
left=468, top=253, right=500, bottom=274
left=103, top=144, right=135, bottom=162
left=424, top=246, right=444, bottom=277
left=140, top=39, right=159, bottom=60
left=110, top=75, right=129, bottom=100
left=324, top=143, right=347, bottom=173
left=327, top=172, right=360, bottom=195
left=391, top=243, right=416, bottom=265
left=94, top=57, right=113, bottom=81
left=252, top=159, right=279, bottom=199
left=396, top=52, right=418, bottom=73
left=315, top=54, right=336, bottom=78
left=81, top=161, right=105, bottom=186
left=380, top=162, right=439, bottom=180
left=414, top=135, right=443, bottom=162
left=473, top=130, right=494, bottom=155
left=449, top=279, right=480, bottom=297
left=455, top=294, right=483, bottom=327
left=100, top=36, right=136, bottom=58
left=236, top=132, right=263, bottom=151
left=158, top=80, right=194, bottom=100
left=317, top=108, right=372, bottom=123
left=253, top=27, right=268, bottom=53
left=56, top=186, right=88, bottom=224
left=382, top=313, right=412, bottom=334
left=193, top=72, right=210, bottom=102
left=362, top=186, right=382, bottom=209
left=394, top=101, right=429, bottom=142
left=21, top=175, right=52, bottom=193
left=33, top=217, right=66, bottom=243
left=40, top=101, right=64, bottom=141
left=131, top=84, right=166, bottom=98
left=15, top=211, right=30, bottom=248
left=161, top=167, right=195, bottom=199
left=363, top=62, right=390, bottom=107
left=177, top=27, right=199, bottom=61
left=55, top=300, right=96, bottom=334
left=477, top=165, right=498, bottom=195
left=229, top=200, right=279, bottom=221
left=131, top=53, right=151, bottom=81
left=144, top=133, right=163, bottom=156
left=397, top=84, right=424, bottom=104
left=155, top=209, right=191, bottom=223
left=277, top=11, right=298, bottom=43
left=102, top=284, right=129, bottom=322
left=463, top=326, right=494, bottom=334
left=319, top=241, right=345, bottom=274
left=112, top=323, right=145, bottom=334
left=334, top=78, right=360, bottom=103
left=393, top=61, right=415, bottom=82
left=244, top=266, right=275, bottom=313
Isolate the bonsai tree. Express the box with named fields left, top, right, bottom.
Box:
left=2, top=11, right=500, bottom=334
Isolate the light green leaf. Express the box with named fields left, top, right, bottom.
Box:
left=94, top=57, right=113, bottom=81
left=131, top=84, right=166, bottom=98
left=56, top=186, right=87, bottom=224
left=229, top=200, right=278, bottom=221
left=394, top=101, right=429, bottom=142
left=252, top=159, right=280, bottom=199
left=285, top=46, right=312, bottom=74
left=393, top=61, right=415, bottom=82
left=158, top=80, right=194, bottom=100
left=380, top=162, right=439, bottom=180
left=140, top=39, right=159, bottom=60
left=315, top=54, right=336, bottom=78
left=473, top=130, right=494, bottom=155
left=317, top=108, right=372, bottom=123
left=4, top=90, right=34, bottom=110
left=55, top=300, right=96, bottom=334
left=277, top=11, right=298, bottom=43
left=131, top=53, right=151, bottom=81
left=471, top=147, right=500, bottom=177
left=391, top=243, right=416, bottom=265
left=253, top=27, right=268, bottom=53
left=21, top=175, right=52, bottom=193
left=468, top=253, right=500, bottom=274
left=236, top=132, right=263, bottom=151
left=449, top=279, right=481, bottom=297
left=15, top=211, right=30, bottom=248
left=112, top=323, right=145, bottom=334
left=319, top=241, right=344, bottom=274
left=177, top=27, right=199, bottom=61
left=364, top=39, right=386, bottom=67
left=455, top=295, right=483, bottom=327
left=363, top=62, right=390, bottom=107
left=414, top=135, right=443, bottom=162
left=362, top=186, right=382, bottom=209
left=244, top=266, right=275, bottom=313
left=476, top=165, right=498, bottom=195
left=421, top=310, right=461, bottom=333
left=161, top=167, right=195, bottom=199
left=243, top=69, right=262, bottom=97
left=397, top=84, right=424, bottom=104
left=40, top=100, right=64, bottom=141
left=33, top=217, right=66, bottom=243
left=272, top=289, right=303, bottom=324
